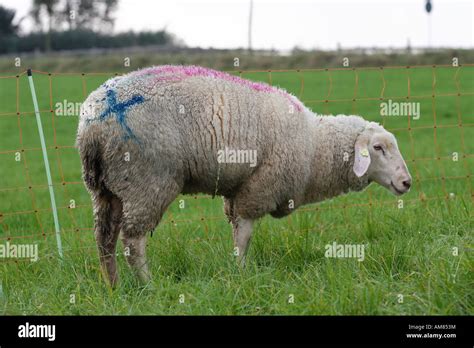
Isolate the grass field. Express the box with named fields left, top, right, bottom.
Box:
left=0, top=65, right=472, bottom=315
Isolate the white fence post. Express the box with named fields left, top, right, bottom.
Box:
left=27, top=68, right=63, bottom=259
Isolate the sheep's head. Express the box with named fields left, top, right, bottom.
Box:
left=353, top=123, right=412, bottom=195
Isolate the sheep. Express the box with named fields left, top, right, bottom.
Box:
left=76, top=65, right=412, bottom=286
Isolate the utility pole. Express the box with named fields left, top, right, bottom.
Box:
left=248, top=0, right=253, bottom=52
left=425, top=0, right=433, bottom=48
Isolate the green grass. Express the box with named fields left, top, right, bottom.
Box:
left=0, top=65, right=473, bottom=315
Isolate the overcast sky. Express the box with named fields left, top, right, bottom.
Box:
left=2, top=0, right=473, bottom=50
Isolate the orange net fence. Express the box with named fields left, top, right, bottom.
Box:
left=0, top=64, right=472, bottom=262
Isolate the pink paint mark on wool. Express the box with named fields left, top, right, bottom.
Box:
left=134, top=65, right=304, bottom=112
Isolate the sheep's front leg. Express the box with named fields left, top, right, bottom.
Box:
left=232, top=217, right=254, bottom=264
left=224, top=198, right=254, bottom=264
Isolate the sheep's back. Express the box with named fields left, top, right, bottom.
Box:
left=77, top=68, right=312, bottom=197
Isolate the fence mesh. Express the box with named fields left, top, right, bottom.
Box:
left=0, top=64, right=472, bottom=262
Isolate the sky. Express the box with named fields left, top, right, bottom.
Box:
left=1, top=0, right=473, bottom=50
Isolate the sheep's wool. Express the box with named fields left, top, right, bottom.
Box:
left=78, top=65, right=374, bottom=235
left=125, top=65, right=304, bottom=112
left=76, top=65, right=409, bottom=284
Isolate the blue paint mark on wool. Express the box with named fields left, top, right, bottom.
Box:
left=98, top=89, right=145, bottom=143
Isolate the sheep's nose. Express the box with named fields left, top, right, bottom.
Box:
left=402, top=179, right=412, bottom=189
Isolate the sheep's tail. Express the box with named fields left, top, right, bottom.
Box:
left=77, top=130, right=104, bottom=192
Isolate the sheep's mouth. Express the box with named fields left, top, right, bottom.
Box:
left=390, top=181, right=405, bottom=195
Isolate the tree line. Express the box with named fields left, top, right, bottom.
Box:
left=0, top=0, right=178, bottom=54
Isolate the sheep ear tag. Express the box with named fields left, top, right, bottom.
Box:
left=353, top=147, right=371, bottom=177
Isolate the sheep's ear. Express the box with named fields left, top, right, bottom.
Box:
left=353, top=134, right=371, bottom=177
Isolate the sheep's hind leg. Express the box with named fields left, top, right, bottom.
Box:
left=121, top=233, right=151, bottom=283
left=94, top=190, right=123, bottom=288
left=120, top=177, right=181, bottom=284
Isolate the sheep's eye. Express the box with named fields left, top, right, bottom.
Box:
left=373, top=145, right=385, bottom=154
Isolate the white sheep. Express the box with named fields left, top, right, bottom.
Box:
left=76, top=65, right=412, bottom=286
